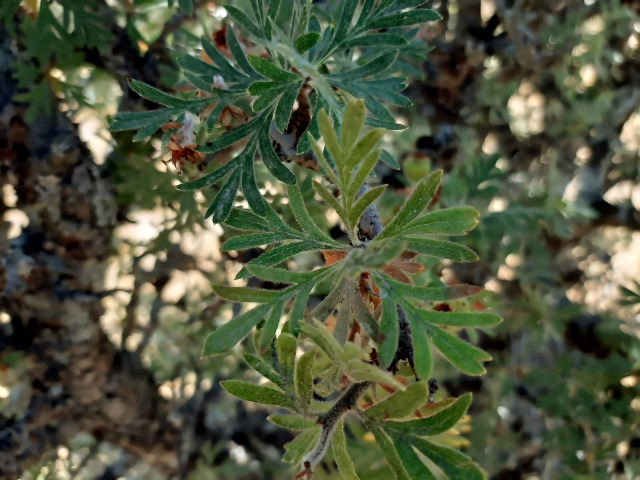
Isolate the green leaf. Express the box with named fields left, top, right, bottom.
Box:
left=226, top=27, right=258, bottom=76
left=313, top=181, right=346, bottom=219
left=380, top=149, right=401, bottom=169
left=248, top=55, right=300, bottom=81
left=415, top=310, right=502, bottom=328
left=277, top=332, right=297, bottom=385
left=290, top=282, right=314, bottom=336
left=405, top=436, right=486, bottom=480
left=175, top=161, right=237, bottom=192
left=329, top=51, right=399, bottom=80
left=178, top=0, right=193, bottom=15
left=310, top=135, right=340, bottom=184
left=364, top=381, right=429, bottom=420
left=332, top=420, right=359, bottom=480
left=349, top=185, right=387, bottom=228
left=204, top=167, right=241, bottom=223
left=346, top=129, right=384, bottom=170
left=347, top=149, right=382, bottom=202
left=259, top=130, right=297, bottom=184
left=343, top=34, right=408, bottom=48
left=368, top=422, right=411, bottom=480
left=128, top=79, right=193, bottom=108
left=243, top=352, right=287, bottom=390
left=295, top=32, right=321, bottom=53
left=249, top=80, right=286, bottom=96
left=199, top=115, right=261, bottom=153
left=109, top=108, right=181, bottom=133
left=341, top=99, right=366, bottom=151
left=268, top=414, right=318, bottom=430
left=288, top=183, right=337, bottom=244
left=241, top=150, right=267, bottom=215
left=283, top=428, right=321, bottom=464
left=300, top=318, right=344, bottom=366
left=224, top=208, right=270, bottom=231
left=276, top=82, right=303, bottom=132
left=390, top=436, right=437, bottom=480
left=378, top=298, right=398, bottom=368
left=258, top=299, right=285, bottom=349
left=221, top=232, right=287, bottom=251
left=377, top=170, right=443, bottom=239
left=403, top=207, right=480, bottom=235
left=344, top=358, right=404, bottom=388
left=366, top=10, right=443, bottom=30
left=429, top=327, right=491, bottom=376
left=225, top=5, right=262, bottom=38
left=335, top=0, right=358, bottom=42
left=221, top=380, right=295, bottom=408
left=317, top=110, right=343, bottom=166
left=247, top=265, right=330, bottom=284
left=410, top=314, right=432, bottom=380
left=377, top=275, right=484, bottom=301
left=405, top=238, right=478, bottom=262
left=236, top=240, right=324, bottom=279
left=211, top=284, right=284, bottom=303
left=295, top=349, right=315, bottom=410
left=384, top=393, right=472, bottom=436
left=202, top=304, right=271, bottom=356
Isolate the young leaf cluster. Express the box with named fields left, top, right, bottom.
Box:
left=109, top=0, right=442, bottom=221
left=202, top=101, right=499, bottom=477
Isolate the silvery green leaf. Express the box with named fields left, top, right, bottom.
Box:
left=221, top=380, right=295, bottom=408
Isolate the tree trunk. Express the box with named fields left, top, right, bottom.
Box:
left=0, top=34, right=182, bottom=479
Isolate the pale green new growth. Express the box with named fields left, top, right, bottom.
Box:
left=113, top=0, right=500, bottom=476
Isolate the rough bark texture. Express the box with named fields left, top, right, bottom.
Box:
left=0, top=31, right=184, bottom=479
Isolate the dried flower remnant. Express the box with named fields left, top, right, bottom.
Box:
left=162, top=113, right=204, bottom=174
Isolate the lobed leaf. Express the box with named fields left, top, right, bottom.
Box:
left=211, top=284, right=284, bottom=303
left=415, top=309, right=502, bottom=328
left=329, top=51, right=399, bottom=80
left=247, top=265, right=330, bottom=284
left=222, top=232, right=289, bottom=251
left=243, top=352, right=287, bottom=390
left=378, top=297, right=399, bottom=368
left=429, top=327, right=492, bottom=376
left=288, top=183, right=337, bottom=244
left=248, top=55, right=300, bottom=81
left=391, top=436, right=438, bottom=480
left=377, top=170, right=443, bottom=239
left=364, top=381, right=429, bottom=420
left=204, top=167, right=241, bottom=223
left=295, top=32, right=321, bottom=53
left=404, top=436, right=486, bottom=480
left=268, top=414, right=318, bottom=430
left=295, top=349, right=315, bottom=411
left=258, top=133, right=296, bottom=184
left=366, top=9, right=442, bottom=30
left=341, top=99, right=366, bottom=151
left=257, top=299, right=285, bottom=349
left=410, top=314, right=432, bottom=380
left=348, top=184, right=387, bottom=229
left=368, top=423, right=411, bottom=480
left=236, top=240, right=325, bottom=279
left=332, top=420, right=359, bottom=480
left=202, top=303, right=271, bottom=356
left=176, top=160, right=237, bottom=191
left=384, top=393, right=472, bottom=436
left=403, top=206, right=480, bottom=235
left=221, top=380, right=295, bottom=408
left=405, top=238, right=478, bottom=262
left=289, top=282, right=314, bottom=336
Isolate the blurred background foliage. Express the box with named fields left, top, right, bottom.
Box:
left=1, top=0, right=640, bottom=479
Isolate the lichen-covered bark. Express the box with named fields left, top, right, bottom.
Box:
left=0, top=34, right=181, bottom=479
